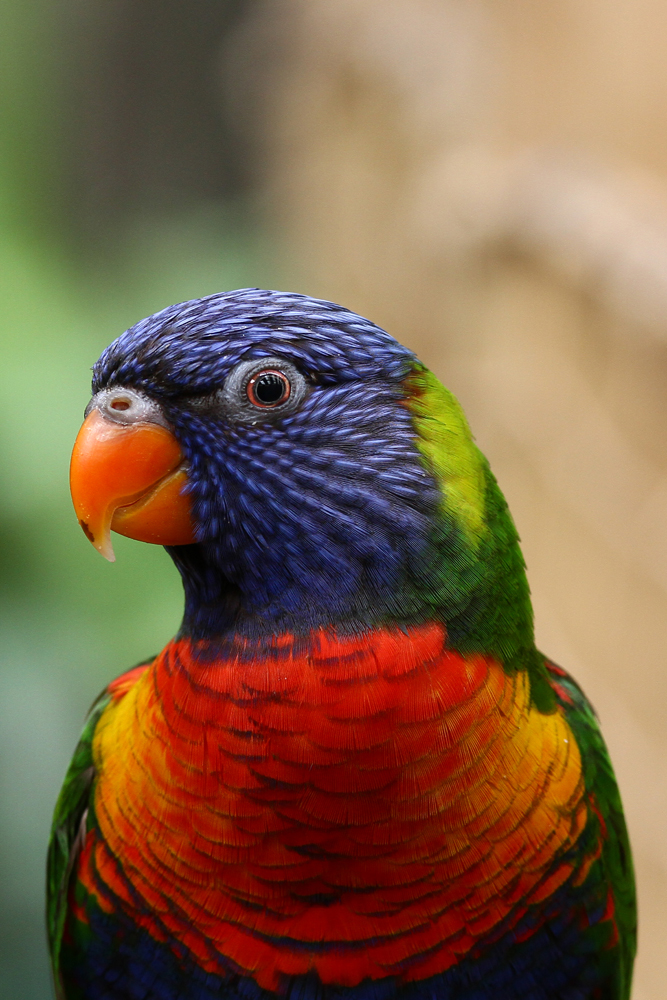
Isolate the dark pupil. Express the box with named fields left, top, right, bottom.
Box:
left=254, top=372, right=287, bottom=405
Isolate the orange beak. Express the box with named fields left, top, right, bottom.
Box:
left=70, top=408, right=195, bottom=561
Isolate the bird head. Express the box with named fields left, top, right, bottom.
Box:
left=70, top=288, right=534, bottom=655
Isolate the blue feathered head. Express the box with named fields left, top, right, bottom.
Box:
left=74, top=288, right=531, bottom=665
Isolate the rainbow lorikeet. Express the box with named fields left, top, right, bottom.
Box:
left=48, top=289, right=636, bottom=1000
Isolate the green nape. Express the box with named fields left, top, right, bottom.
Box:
left=406, top=366, right=556, bottom=714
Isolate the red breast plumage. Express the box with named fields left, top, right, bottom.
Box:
left=76, top=624, right=589, bottom=991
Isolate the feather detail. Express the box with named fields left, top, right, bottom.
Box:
left=76, top=626, right=593, bottom=991
left=50, top=290, right=635, bottom=999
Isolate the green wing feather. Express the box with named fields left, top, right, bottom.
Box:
left=46, top=689, right=110, bottom=997
left=545, top=659, right=637, bottom=1000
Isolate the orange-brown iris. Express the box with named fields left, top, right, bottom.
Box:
left=70, top=407, right=195, bottom=561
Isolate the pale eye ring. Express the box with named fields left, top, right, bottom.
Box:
left=246, top=369, right=291, bottom=408
left=216, top=356, right=307, bottom=422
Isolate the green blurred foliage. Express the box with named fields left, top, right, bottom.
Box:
left=0, top=3, right=280, bottom=995
left=0, top=0, right=63, bottom=240
left=0, top=210, right=276, bottom=999
left=0, top=11, right=277, bottom=992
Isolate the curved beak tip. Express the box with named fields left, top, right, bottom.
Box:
left=70, top=406, right=193, bottom=560
left=78, top=518, right=115, bottom=562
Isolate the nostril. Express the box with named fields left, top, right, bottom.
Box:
left=86, top=386, right=170, bottom=429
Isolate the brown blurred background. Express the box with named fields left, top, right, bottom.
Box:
left=0, top=3, right=665, bottom=998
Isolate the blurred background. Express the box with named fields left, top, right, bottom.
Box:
left=0, top=2, right=666, bottom=997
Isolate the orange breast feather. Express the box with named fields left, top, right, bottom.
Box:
left=80, top=625, right=588, bottom=991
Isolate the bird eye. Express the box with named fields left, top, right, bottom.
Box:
left=246, top=370, right=291, bottom=408
left=216, top=356, right=307, bottom=423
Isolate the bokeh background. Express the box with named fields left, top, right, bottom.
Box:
left=1, top=3, right=666, bottom=997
